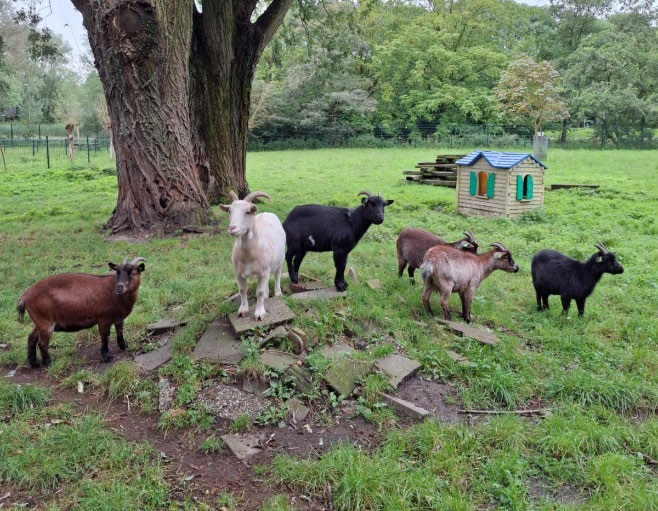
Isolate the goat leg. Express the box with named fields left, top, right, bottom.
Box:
left=27, top=328, right=40, bottom=368
left=273, top=265, right=283, bottom=297
left=576, top=298, right=586, bottom=318
left=439, top=289, right=452, bottom=321
left=560, top=295, right=571, bottom=315
left=285, top=250, right=298, bottom=284
left=422, top=284, right=433, bottom=314
left=115, top=320, right=126, bottom=351
left=254, top=273, right=269, bottom=321
left=535, top=290, right=543, bottom=311
left=37, top=329, right=52, bottom=367
left=236, top=273, right=249, bottom=317
left=333, top=250, right=349, bottom=292
left=99, top=322, right=113, bottom=362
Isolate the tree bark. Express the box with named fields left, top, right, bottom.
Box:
left=191, top=0, right=293, bottom=203
left=72, top=0, right=209, bottom=233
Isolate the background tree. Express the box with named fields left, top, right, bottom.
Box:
left=495, top=56, right=569, bottom=136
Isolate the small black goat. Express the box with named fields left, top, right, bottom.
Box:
left=283, top=191, right=394, bottom=291
left=531, top=243, right=623, bottom=317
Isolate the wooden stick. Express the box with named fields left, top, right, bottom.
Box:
left=459, top=408, right=550, bottom=416
left=0, top=145, right=6, bottom=172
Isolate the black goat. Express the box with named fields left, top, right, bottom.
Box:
left=283, top=191, right=394, bottom=291
left=531, top=243, right=623, bottom=317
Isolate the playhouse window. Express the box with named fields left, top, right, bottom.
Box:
left=516, top=174, right=534, bottom=201
left=477, top=172, right=488, bottom=196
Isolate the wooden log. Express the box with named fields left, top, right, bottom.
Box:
left=402, top=170, right=424, bottom=176
left=421, top=180, right=456, bottom=187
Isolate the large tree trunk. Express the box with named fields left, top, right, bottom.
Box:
left=72, top=0, right=209, bottom=233
left=191, top=0, right=293, bottom=203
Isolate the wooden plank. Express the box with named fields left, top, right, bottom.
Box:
left=406, top=175, right=421, bottom=181
left=402, top=170, right=423, bottom=176
left=422, top=171, right=455, bottom=178
left=415, top=163, right=457, bottom=170
left=422, top=180, right=456, bottom=187
left=550, top=183, right=599, bottom=190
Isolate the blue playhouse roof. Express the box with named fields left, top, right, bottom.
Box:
left=456, top=151, right=547, bottom=169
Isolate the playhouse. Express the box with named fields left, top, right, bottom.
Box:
left=455, top=150, right=547, bottom=218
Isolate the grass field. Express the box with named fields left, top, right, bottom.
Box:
left=1, top=148, right=657, bottom=510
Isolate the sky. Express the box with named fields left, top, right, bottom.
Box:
left=42, top=0, right=550, bottom=74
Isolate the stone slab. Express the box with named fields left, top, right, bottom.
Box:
left=446, top=350, right=474, bottom=367
left=284, top=364, right=314, bottom=394
left=220, top=434, right=262, bottom=461
left=198, top=382, right=269, bottom=420
left=377, top=392, right=431, bottom=420
left=192, top=320, right=244, bottom=365
left=260, top=350, right=298, bottom=372
left=135, top=342, right=172, bottom=371
left=288, top=287, right=347, bottom=301
left=376, top=354, right=422, bottom=388
left=438, top=319, right=499, bottom=345
left=323, top=359, right=374, bottom=397
left=146, top=318, right=188, bottom=335
left=259, top=326, right=288, bottom=349
left=229, top=298, right=295, bottom=334
left=366, top=279, right=382, bottom=290
left=290, top=281, right=325, bottom=293
left=242, top=377, right=269, bottom=396
left=320, top=341, right=356, bottom=359
left=287, top=398, right=310, bottom=422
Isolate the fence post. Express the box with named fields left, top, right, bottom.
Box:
left=46, top=136, right=50, bottom=169
left=10, top=123, right=13, bottom=140
left=38, top=123, right=41, bottom=140
left=32, top=139, right=35, bottom=156
left=87, top=135, right=91, bottom=163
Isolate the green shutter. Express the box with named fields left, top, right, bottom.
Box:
left=526, top=174, right=534, bottom=200
left=486, top=172, right=495, bottom=198
left=516, top=175, right=523, bottom=200
left=469, top=171, right=477, bottom=195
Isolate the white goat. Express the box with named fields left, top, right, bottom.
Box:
left=220, top=191, right=286, bottom=320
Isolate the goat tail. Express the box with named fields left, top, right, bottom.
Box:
left=420, top=262, right=434, bottom=283
left=17, top=299, right=26, bottom=323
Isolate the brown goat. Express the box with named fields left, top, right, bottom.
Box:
left=396, top=228, right=478, bottom=283
left=17, top=257, right=146, bottom=367
left=420, top=243, right=518, bottom=323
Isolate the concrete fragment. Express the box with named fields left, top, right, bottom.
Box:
left=286, top=331, right=305, bottom=354
left=220, top=434, right=262, bottom=461
left=288, top=287, right=347, bottom=301
left=135, top=341, right=172, bottom=371
left=323, top=359, right=374, bottom=397
left=158, top=376, right=176, bottom=412
left=198, top=382, right=269, bottom=420
left=229, top=298, right=295, bottom=334
left=347, top=267, right=358, bottom=282
left=284, top=364, right=314, bottom=394
left=446, top=350, right=474, bottom=366
left=320, top=341, right=356, bottom=359
left=287, top=398, right=310, bottom=422
left=377, top=392, right=431, bottom=420
left=290, top=327, right=307, bottom=341
left=242, top=377, right=269, bottom=396
left=366, top=279, right=382, bottom=290
left=259, top=326, right=289, bottom=349
left=146, top=318, right=188, bottom=335
left=193, top=320, right=244, bottom=365
left=260, top=350, right=298, bottom=372
left=376, top=354, right=422, bottom=388
left=438, top=319, right=499, bottom=345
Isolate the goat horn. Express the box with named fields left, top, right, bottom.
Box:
left=490, top=242, right=508, bottom=252
left=129, top=257, right=147, bottom=266
left=227, top=191, right=239, bottom=202
left=594, top=242, right=609, bottom=255
left=243, top=191, right=271, bottom=203
left=464, top=230, right=477, bottom=243
left=357, top=191, right=373, bottom=198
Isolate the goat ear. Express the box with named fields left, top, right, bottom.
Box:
left=220, top=204, right=231, bottom=212
left=136, top=263, right=146, bottom=273
left=250, top=204, right=258, bottom=213
left=384, top=200, right=394, bottom=206
left=108, top=262, right=119, bottom=271
left=596, top=256, right=604, bottom=263
left=494, top=252, right=503, bottom=259
left=361, top=197, right=368, bottom=204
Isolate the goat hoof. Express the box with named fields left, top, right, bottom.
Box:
left=101, top=353, right=113, bottom=363
left=335, top=281, right=348, bottom=292
left=118, top=341, right=127, bottom=351
left=29, top=361, right=41, bottom=369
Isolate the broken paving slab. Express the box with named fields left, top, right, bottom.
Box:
left=287, top=398, right=310, bottom=422
left=446, top=350, right=475, bottom=367
left=320, top=340, right=356, bottom=359
left=259, top=326, right=289, bottom=349
left=288, top=287, right=347, bottom=301
left=193, top=320, right=244, bottom=365
left=260, top=349, right=299, bottom=372
left=290, top=281, right=326, bottom=293
left=377, top=392, right=431, bottom=420
left=146, top=318, right=188, bottom=335
left=228, top=297, right=295, bottom=335
left=376, top=354, right=422, bottom=388
left=438, top=319, right=499, bottom=345
left=135, top=342, right=172, bottom=371
left=198, top=382, right=269, bottom=420
left=323, top=359, right=374, bottom=397
left=158, top=376, right=176, bottom=412
left=220, top=434, right=263, bottom=461
left=284, top=364, right=314, bottom=394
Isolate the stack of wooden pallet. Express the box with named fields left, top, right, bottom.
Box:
left=402, top=154, right=465, bottom=188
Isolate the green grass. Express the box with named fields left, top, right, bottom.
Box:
left=1, top=147, right=657, bottom=509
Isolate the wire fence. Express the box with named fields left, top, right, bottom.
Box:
left=0, top=137, right=113, bottom=172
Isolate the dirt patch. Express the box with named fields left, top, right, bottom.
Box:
left=396, top=377, right=464, bottom=424
left=7, top=367, right=377, bottom=510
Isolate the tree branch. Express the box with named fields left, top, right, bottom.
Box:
left=254, top=0, right=294, bottom=54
